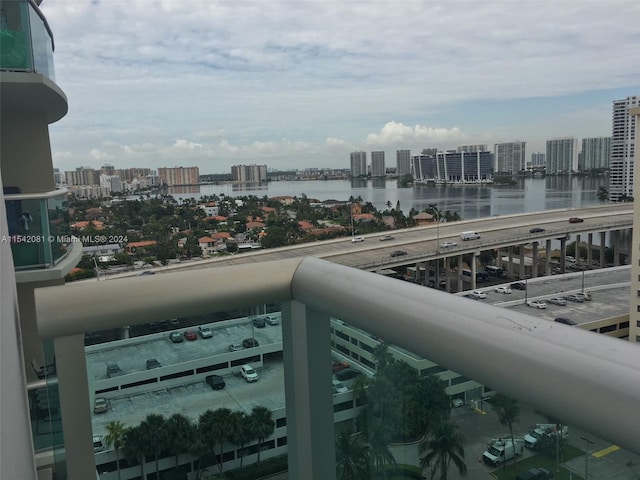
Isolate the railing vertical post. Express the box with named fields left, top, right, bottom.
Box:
left=282, top=300, right=336, bottom=480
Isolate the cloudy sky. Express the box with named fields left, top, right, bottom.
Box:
left=42, top=0, right=640, bottom=174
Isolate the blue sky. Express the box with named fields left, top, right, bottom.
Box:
left=41, top=0, right=640, bottom=174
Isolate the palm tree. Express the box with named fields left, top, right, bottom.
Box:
left=419, top=420, right=467, bottom=480
left=189, top=435, right=209, bottom=480
left=250, top=406, right=275, bottom=464
left=138, top=413, right=167, bottom=477
left=199, top=407, right=234, bottom=476
left=104, top=420, right=126, bottom=480
left=165, top=413, right=195, bottom=470
left=122, top=425, right=146, bottom=480
left=229, top=411, right=254, bottom=469
left=366, top=417, right=396, bottom=478
left=336, top=425, right=369, bottom=480
left=597, top=186, right=609, bottom=203
left=492, top=393, right=521, bottom=469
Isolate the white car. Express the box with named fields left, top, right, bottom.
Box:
left=351, top=236, right=365, bottom=243
left=451, top=398, right=464, bottom=408
left=198, top=326, right=213, bottom=338
left=440, top=241, right=458, bottom=248
left=332, top=379, right=349, bottom=394
left=495, top=286, right=512, bottom=294
left=527, top=300, right=547, bottom=309
left=470, top=290, right=487, bottom=299
left=240, top=364, right=258, bottom=382
left=93, top=434, right=104, bottom=453
left=264, top=315, right=280, bottom=325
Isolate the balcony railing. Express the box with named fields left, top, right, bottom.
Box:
left=0, top=0, right=55, bottom=79
left=35, top=257, right=640, bottom=479
left=4, top=189, right=71, bottom=270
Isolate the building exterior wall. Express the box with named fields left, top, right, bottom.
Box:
left=396, top=150, right=411, bottom=176
left=350, top=151, right=367, bottom=177
left=494, top=141, right=526, bottom=173
left=628, top=106, right=640, bottom=343
left=545, top=137, right=578, bottom=173
left=457, top=144, right=487, bottom=153
left=371, top=151, right=385, bottom=177
left=581, top=137, right=611, bottom=171
left=531, top=152, right=545, bottom=167
left=610, top=97, right=638, bottom=201
left=231, top=164, right=267, bottom=182
left=157, top=166, right=200, bottom=186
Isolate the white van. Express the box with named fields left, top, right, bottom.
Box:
left=460, top=231, right=480, bottom=241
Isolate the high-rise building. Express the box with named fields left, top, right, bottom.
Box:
left=545, top=138, right=578, bottom=173
left=628, top=107, right=640, bottom=343
left=1, top=1, right=83, bottom=476
left=457, top=144, right=487, bottom=153
left=610, top=96, right=639, bottom=201
left=581, top=137, right=611, bottom=171
left=65, top=167, right=100, bottom=186
left=157, top=166, right=200, bottom=186
left=371, top=151, right=386, bottom=177
left=396, top=150, right=411, bottom=176
left=231, top=164, right=267, bottom=182
left=350, top=151, right=367, bottom=177
left=530, top=152, right=545, bottom=167
left=411, top=151, right=493, bottom=182
left=494, top=141, right=526, bottom=173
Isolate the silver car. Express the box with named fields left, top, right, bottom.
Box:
left=547, top=297, right=567, bottom=306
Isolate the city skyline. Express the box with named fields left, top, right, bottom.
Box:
left=42, top=1, right=640, bottom=174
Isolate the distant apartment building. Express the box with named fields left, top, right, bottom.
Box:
left=411, top=151, right=493, bottom=182
left=530, top=152, right=545, bottom=167
left=371, top=151, right=386, bottom=177
left=494, top=141, right=526, bottom=173
left=546, top=138, right=578, bottom=173
left=158, top=166, right=200, bottom=186
left=396, top=150, right=411, bottom=176
left=610, top=96, right=639, bottom=202
left=231, top=164, right=267, bottom=182
left=65, top=166, right=100, bottom=186
left=350, top=151, right=367, bottom=177
left=100, top=174, right=123, bottom=194
left=457, top=144, right=487, bottom=153
left=581, top=137, right=611, bottom=171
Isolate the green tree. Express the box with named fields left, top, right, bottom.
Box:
left=250, top=406, right=275, bottom=464
left=104, top=420, right=126, bottom=480
left=122, top=425, right=147, bottom=480
left=336, top=425, right=369, bottom=480
left=366, top=417, right=396, bottom=477
left=492, top=393, right=521, bottom=470
left=166, top=413, right=195, bottom=470
left=199, top=407, right=234, bottom=476
left=138, top=413, right=167, bottom=477
left=597, top=186, right=609, bottom=203
left=229, top=411, right=254, bottom=469
left=419, top=420, right=467, bottom=480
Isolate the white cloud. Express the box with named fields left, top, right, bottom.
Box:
left=365, top=122, right=465, bottom=147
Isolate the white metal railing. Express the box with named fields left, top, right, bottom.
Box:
left=35, top=256, right=640, bottom=479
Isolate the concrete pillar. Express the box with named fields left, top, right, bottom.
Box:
left=282, top=300, right=336, bottom=480
left=54, top=334, right=96, bottom=480
left=532, top=243, right=539, bottom=278
left=587, top=233, right=593, bottom=267
left=600, top=232, right=606, bottom=267
left=613, top=230, right=620, bottom=267
left=519, top=247, right=525, bottom=280
left=545, top=239, right=552, bottom=276
left=560, top=237, right=567, bottom=272
left=508, top=246, right=514, bottom=278
left=575, top=234, right=581, bottom=263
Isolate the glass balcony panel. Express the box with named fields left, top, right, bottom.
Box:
left=27, top=0, right=55, bottom=80
left=47, top=194, right=70, bottom=264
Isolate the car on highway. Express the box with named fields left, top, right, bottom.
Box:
left=554, top=317, right=577, bottom=326
left=440, top=241, right=458, bottom=248
left=183, top=330, right=198, bottom=341
left=547, top=297, right=567, bottom=306
left=564, top=294, right=584, bottom=303
left=240, top=364, right=258, bottom=382
left=264, top=315, right=280, bottom=325
left=527, top=300, right=547, bottom=309
left=242, top=338, right=259, bottom=348
left=252, top=317, right=266, bottom=328
left=169, top=331, right=183, bottom=343
left=198, top=325, right=213, bottom=338
left=390, top=250, right=408, bottom=257
left=379, top=235, right=394, bottom=241
left=569, top=217, right=584, bottom=223
left=205, top=374, right=225, bottom=390
left=351, top=236, right=365, bottom=243
left=495, top=286, right=512, bottom=294
left=511, top=282, right=526, bottom=290
left=529, top=227, right=546, bottom=233
left=146, top=358, right=161, bottom=369
left=469, top=290, right=487, bottom=299
left=93, top=397, right=109, bottom=414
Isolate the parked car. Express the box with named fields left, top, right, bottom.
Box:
left=240, top=364, right=258, bottom=382
left=169, top=331, right=183, bottom=343
left=575, top=292, right=592, bottom=301
left=379, top=235, right=394, bottom=241
left=569, top=217, right=584, bottom=223
left=527, top=300, right=547, bottom=309
left=229, top=343, right=243, bottom=352
left=515, top=467, right=554, bottom=480
left=564, top=294, right=584, bottom=303
left=351, top=236, right=365, bottom=243
left=198, top=325, right=213, bottom=338
left=332, top=361, right=350, bottom=373
left=170, top=318, right=180, bottom=327
left=146, top=358, right=161, bottom=369
left=469, top=290, right=487, bottom=299
left=242, top=338, right=259, bottom=348
left=440, top=241, right=458, bottom=248
left=495, top=286, right=512, bottom=294
left=93, top=397, right=109, bottom=414
left=335, top=368, right=363, bottom=381
left=183, top=330, right=198, bottom=341
left=554, top=317, right=577, bottom=326
left=451, top=398, right=464, bottom=408
left=205, top=374, right=225, bottom=390
left=106, top=363, right=123, bottom=378
left=332, top=379, right=349, bottom=394
left=529, top=227, right=546, bottom=233
left=264, top=315, right=280, bottom=326
left=390, top=250, right=407, bottom=257
left=511, top=282, right=527, bottom=290
left=547, top=297, right=567, bottom=306
left=93, top=434, right=105, bottom=453
left=137, top=270, right=155, bottom=276
left=252, top=317, right=266, bottom=328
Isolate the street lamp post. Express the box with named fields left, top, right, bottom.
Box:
left=524, top=275, right=528, bottom=304
left=581, top=436, right=594, bottom=480
left=581, top=269, right=585, bottom=293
